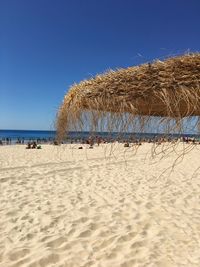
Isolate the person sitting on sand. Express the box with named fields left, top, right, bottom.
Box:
left=32, top=141, right=37, bottom=149
left=53, top=140, right=59, bottom=145
left=192, top=138, right=196, bottom=145
left=124, top=142, right=129, bottom=147
left=86, top=139, right=90, bottom=144
left=26, top=142, right=31, bottom=149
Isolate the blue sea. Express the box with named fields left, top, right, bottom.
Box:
left=0, top=130, right=56, bottom=142
left=0, top=130, right=95, bottom=142
left=0, top=129, right=199, bottom=144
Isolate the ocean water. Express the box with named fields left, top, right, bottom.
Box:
left=0, top=130, right=94, bottom=141
left=0, top=129, right=199, bottom=144
left=0, top=130, right=56, bottom=141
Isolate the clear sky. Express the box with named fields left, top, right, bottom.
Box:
left=0, top=0, right=199, bottom=130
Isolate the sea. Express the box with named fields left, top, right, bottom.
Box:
left=0, top=129, right=200, bottom=144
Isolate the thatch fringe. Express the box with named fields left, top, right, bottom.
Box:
left=57, top=53, right=200, bottom=140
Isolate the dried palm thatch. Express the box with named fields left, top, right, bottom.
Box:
left=57, top=53, right=200, bottom=140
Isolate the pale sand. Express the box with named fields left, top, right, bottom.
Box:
left=0, top=143, right=200, bottom=267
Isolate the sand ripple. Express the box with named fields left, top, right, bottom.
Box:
left=0, top=144, right=200, bottom=266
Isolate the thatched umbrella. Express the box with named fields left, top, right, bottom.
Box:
left=57, top=53, right=200, bottom=140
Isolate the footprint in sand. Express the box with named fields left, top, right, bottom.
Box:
left=117, top=232, right=137, bottom=243
left=9, top=248, right=30, bottom=261
left=27, top=253, right=60, bottom=267
left=78, top=230, right=92, bottom=238
left=46, top=236, right=67, bottom=248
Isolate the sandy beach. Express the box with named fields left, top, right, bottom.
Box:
left=0, top=143, right=200, bottom=267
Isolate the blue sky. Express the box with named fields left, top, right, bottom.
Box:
left=0, top=0, right=199, bottom=130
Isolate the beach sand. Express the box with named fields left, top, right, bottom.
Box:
left=0, top=143, right=200, bottom=267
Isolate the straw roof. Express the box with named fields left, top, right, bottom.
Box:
left=57, top=53, right=200, bottom=140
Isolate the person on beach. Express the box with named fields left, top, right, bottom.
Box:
left=32, top=141, right=37, bottom=148
left=26, top=142, right=31, bottom=149
left=89, top=136, right=94, bottom=148
left=97, top=136, right=101, bottom=146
